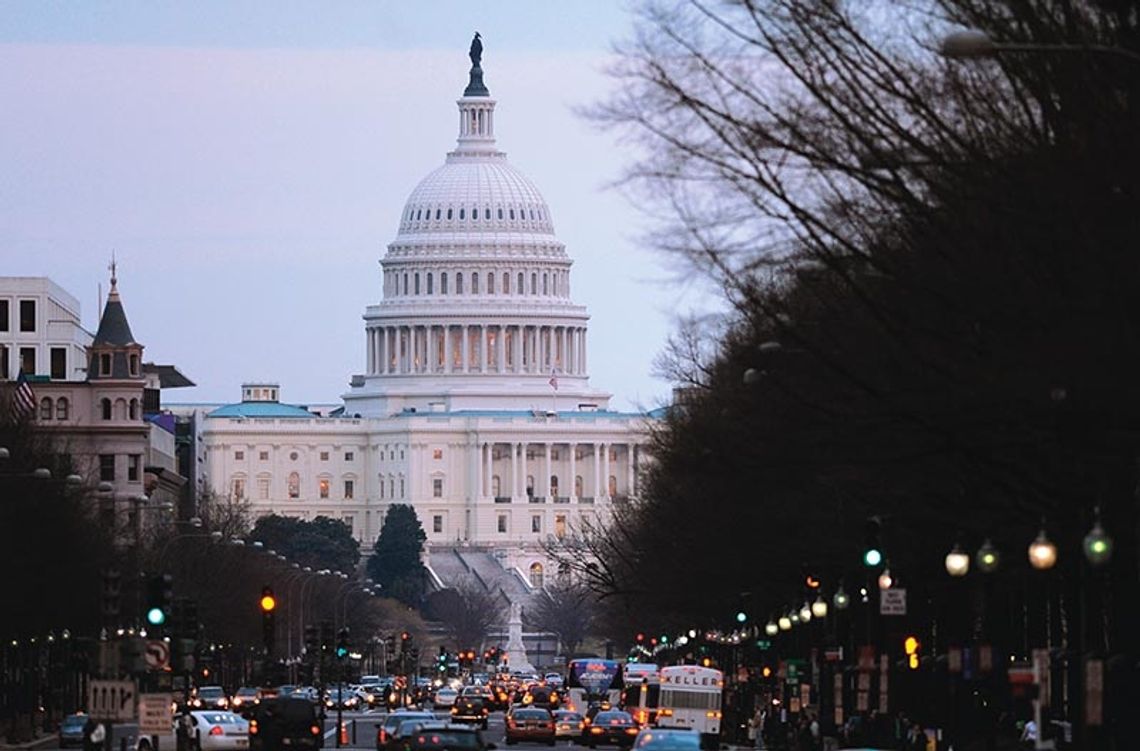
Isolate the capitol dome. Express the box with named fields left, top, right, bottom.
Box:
left=344, top=41, right=611, bottom=417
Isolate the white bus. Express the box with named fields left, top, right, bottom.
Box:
left=619, top=664, right=660, bottom=726
left=654, top=666, right=724, bottom=744
left=565, top=659, right=624, bottom=712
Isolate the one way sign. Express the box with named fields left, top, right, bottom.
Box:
left=88, top=679, right=137, bottom=721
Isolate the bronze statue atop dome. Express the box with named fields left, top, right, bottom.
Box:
left=464, top=32, right=489, bottom=97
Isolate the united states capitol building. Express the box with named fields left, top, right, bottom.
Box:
left=197, top=44, right=655, bottom=594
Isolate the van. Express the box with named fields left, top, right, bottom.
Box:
left=249, top=697, right=323, bottom=751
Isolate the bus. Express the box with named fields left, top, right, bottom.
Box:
left=654, top=666, right=724, bottom=745
left=619, top=664, right=660, bottom=727
left=565, top=659, right=624, bottom=712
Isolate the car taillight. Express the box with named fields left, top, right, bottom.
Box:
left=249, top=721, right=259, bottom=735
left=705, top=711, right=721, bottom=719
left=378, top=729, right=388, bottom=743
left=626, top=728, right=639, bottom=735
left=310, top=725, right=321, bottom=736
left=658, top=710, right=673, bottom=717
left=209, top=727, right=224, bottom=736
left=590, top=728, right=603, bottom=734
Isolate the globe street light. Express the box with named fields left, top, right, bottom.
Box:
left=976, top=539, right=1000, bottom=573
left=878, top=568, right=893, bottom=590
left=811, top=596, right=828, bottom=619
left=765, top=620, right=779, bottom=636
left=945, top=544, right=970, bottom=577
left=833, top=587, right=850, bottom=610
left=798, top=603, right=812, bottom=623
left=1028, top=529, right=1058, bottom=570
left=1083, top=518, right=1113, bottom=567
left=778, top=614, right=792, bottom=631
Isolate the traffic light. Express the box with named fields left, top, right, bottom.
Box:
left=438, top=646, right=448, bottom=673
left=144, top=573, right=173, bottom=627
left=904, top=635, right=920, bottom=670
left=802, top=565, right=821, bottom=589
left=304, top=624, right=319, bottom=654
left=100, top=568, right=121, bottom=625
left=761, top=665, right=773, bottom=679
left=320, top=621, right=335, bottom=654
left=635, top=632, right=645, bottom=644
left=863, top=517, right=883, bottom=567
left=336, top=627, right=350, bottom=659
left=400, top=631, right=411, bottom=653
left=260, top=586, right=276, bottom=655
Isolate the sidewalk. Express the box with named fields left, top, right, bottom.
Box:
left=0, top=734, right=57, bottom=751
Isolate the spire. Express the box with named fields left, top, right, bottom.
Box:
left=93, top=258, right=137, bottom=347
left=464, top=32, right=489, bottom=97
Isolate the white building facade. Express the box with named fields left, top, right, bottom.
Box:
left=201, top=53, right=652, bottom=579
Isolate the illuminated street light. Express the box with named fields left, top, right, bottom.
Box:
left=833, top=587, right=850, bottom=610
left=945, top=544, right=970, bottom=577
left=878, top=568, right=893, bottom=590
left=976, top=539, right=1000, bottom=573
left=765, top=620, right=779, bottom=636
left=810, top=596, right=828, bottom=619
left=778, top=614, right=792, bottom=631
left=1083, top=515, right=1113, bottom=566
left=1028, top=529, right=1058, bottom=570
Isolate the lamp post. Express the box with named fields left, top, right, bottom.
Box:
left=941, top=29, right=1140, bottom=66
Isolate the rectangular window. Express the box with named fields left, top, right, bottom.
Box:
left=0, top=300, right=8, bottom=332
left=433, top=478, right=443, bottom=498
left=258, top=478, right=270, bottom=500
left=50, top=348, right=66, bottom=380
left=497, top=514, right=507, bottom=533
left=319, top=479, right=330, bottom=499
left=532, top=515, right=542, bottom=533
left=344, top=480, right=354, bottom=499
left=345, top=451, right=354, bottom=462
left=259, top=451, right=269, bottom=461
left=19, top=347, right=35, bottom=376
left=555, top=515, right=567, bottom=539
left=551, top=449, right=560, bottom=460
left=320, top=451, right=329, bottom=461
left=342, top=515, right=354, bottom=535
left=100, top=353, right=111, bottom=376
left=433, top=448, right=443, bottom=460
left=232, top=477, right=245, bottom=499
left=99, top=454, right=115, bottom=482
left=19, top=300, right=35, bottom=332
left=379, top=479, right=385, bottom=499
left=234, top=450, right=244, bottom=461
left=433, top=515, right=443, bottom=534
left=128, top=454, right=141, bottom=482
left=399, top=478, right=404, bottom=497
left=0, top=346, right=7, bottom=379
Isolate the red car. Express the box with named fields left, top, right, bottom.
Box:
left=505, top=707, right=555, bottom=746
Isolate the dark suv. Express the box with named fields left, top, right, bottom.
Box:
left=250, top=697, right=324, bottom=751
left=450, top=697, right=489, bottom=729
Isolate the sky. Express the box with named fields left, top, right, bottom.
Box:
left=0, top=1, right=705, bottom=412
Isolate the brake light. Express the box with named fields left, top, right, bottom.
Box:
left=658, top=709, right=673, bottom=717
left=250, top=721, right=259, bottom=736
left=378, top=729, right=388, bottom=743
left=705, top=711, right=722, bottom=719
left=310, top=725, right=321, bottom=736
left=626, top=728, right=639, bottom=735
left=590, top=728, right=604, bottom=734
left=209, top=727, right=224, bottom=736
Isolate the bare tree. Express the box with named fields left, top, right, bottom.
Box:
left=424, top=577, right=506, bottom=649
left=526, top=580, right=598, bottom=656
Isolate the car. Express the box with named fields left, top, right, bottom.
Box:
left=433, top=687, right=459, bottom=708
left=552, top=711, right=586, bottom=741
left=359, top=683, right=386, bottom=708
left=292, top=686, right=320, bottom=703
left=391, top=719, right=441, bottom=751
left=403, top=724, right=497, bottom=751
left=631, top=729, right=700, bottom=751
left=521, top=685, right=561, bottom=710
left=250, top=697, right=323, bottom=751
left=324, top=687, right=361, bottom=711
left=505, top=707, right=555, bottom=746
left=188, top=711, right=250, bottom=751
left=58, top=713, right=89, bottom=747
left=231, top=688, right=261, bottom=713
left=377, top=711, right=436, bottom=751
left=193, top=687, right=230, bottom=710
left=585, top=711, right=639, bottom=748
left=450, top=696, right=489, bottom=729
left=544, top=673, right=564, bottom=687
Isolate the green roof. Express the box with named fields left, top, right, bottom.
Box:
left=208, top=402, right=314, bottom=418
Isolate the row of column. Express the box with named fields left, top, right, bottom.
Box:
left=366, top=323, right=587, bottom=376
left=472, top=441, right=639, bottom=500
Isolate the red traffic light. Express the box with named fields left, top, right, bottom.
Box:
left=635, top=632, right=645, bottom=643
left=401, top=631, right=410, bottom=641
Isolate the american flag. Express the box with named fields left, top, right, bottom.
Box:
left=10, top=369, right=35, bottom=422
left=548, top=368, right=559, bottom=391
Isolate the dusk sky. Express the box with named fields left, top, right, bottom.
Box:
left=1, top=2, right=710, bottom=411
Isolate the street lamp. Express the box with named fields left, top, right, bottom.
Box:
left=811, top=595, right=828, bottom=619
left=1028, top=529, right=1058, bottom=570
left=1083, top=512, right=1113, bottom=566
left=765, top=619, right=779, bottom=636
left=976, top=539, right=1000, bottom=573
left=878, top=568, right=893, bottom=590
left=944, top=544, right=970, bottom=577
left=777, top=614, right=792, bottom=632
left=940, top=28, right=1140, bottom=66
left=833, top=586, right=850, bottom=610
left=798, top=602, right=812, bottom=623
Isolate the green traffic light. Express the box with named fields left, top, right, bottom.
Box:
left=863, top=548, right=883, bottom=567
left=146, top=607, right=166, bottom=626
left=736, top=611, right=747, bottom=623
left=336, top=647, right=348, bottom=658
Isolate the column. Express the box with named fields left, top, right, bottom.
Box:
left=581, top=329, right=587, bottom=373
left=602, top=443, right=611, bottom=498
left=510, top=441, right=518, bottom=498
left=485, top=443, right=493, bottom=497
left=592, top=444, right=601, bottom=499
left=480, top=326, right=489, bottom=373
left=367, top=329, right=375, bottom=374
left=462, top=325, right=470, bottom=373
left=497, top=325, right=506, bottom=372
left=569, top=444, right=576, bottom=500
left=474, top=442, right=483, bottom=501
left=626, top=445, right=635, bottom=498
left=544, top=443, right=552, bottom=498
left=444, top=325, right=452, bottom=374
left=517, top=442, right=525, bottom=497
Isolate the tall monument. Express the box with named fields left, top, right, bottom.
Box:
left=503, top=602, right=535, bottom=673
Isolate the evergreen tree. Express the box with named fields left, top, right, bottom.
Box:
left=367, top=504, right=427, bottom=606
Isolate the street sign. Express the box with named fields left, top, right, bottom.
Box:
left=138, top=693, right=173, bottom=736
left=89, top=679, right=136, bottom=721
left=879, top=588, right=907, bottom=615
left=145, top=641, right=170, bottom=671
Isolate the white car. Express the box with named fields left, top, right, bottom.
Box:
left=544, top=673, right=564, bottom=687
left=189, top=711, right=249, bottom=751
left=434, top=687, right=459, bottom=708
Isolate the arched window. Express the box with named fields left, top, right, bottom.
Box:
left=487, top=272, right=494, bottom=294
left=441, top=273, right=448, bottom=294
left=526, top=475, right=535, bottom=497
left=509, top=208, right=515, bottom=220
left=492, top=475, right=501, bottom=496
left=129, top=399, right=139, bottom=420
left=101, top=398, right=112, bottom=420
left=484, top=208, right=491, bottom=220
left=459, top=208, right=466, bottom=220
left=498, top=208, right=504, bottom=219
left=129, top=354, right=139, bottom=376
left=574, top=475, right=583, bottom=497
left=288, top=472, right=300, bottom=499
left=472, top=273, right=480, bottom=294
left=531, top=273, right=537, bottom=294
left=414, top=273, right=421, bottom=295
left=543, top=273, right=549, bottom=295
left=518, top=273, right=524, bottom=295
left=456, top=273, right=464, bottom=294
left=608, top=475, right=618, bottom=496
left=550, top=475, right=559, bottom=496
left=472, top=205, right=478, bottom=220
left=435, top=208, right=441, bottom=220
left=39, top=397, right=52, bottom=421
left=403, top=273, right=408, bottom=295
left=379, top=476, right=385, bottom=499
left=529, top=562, right=544, bottom=588
left=447, top=208, right=453, bottom=220
left=56, top=397, right=69, bottom=421
left=502, top=272, right=509, bottom=294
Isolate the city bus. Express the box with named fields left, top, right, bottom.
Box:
left=654, top=665, right=724, bottom=746
left=619, top=664, right=660, bottom=726
left=565, top=659, right=624, bottom=712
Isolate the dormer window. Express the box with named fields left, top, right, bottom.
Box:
left=100, top=353, right=111, bottom=376
left=129, top=354, right=139, bottom=376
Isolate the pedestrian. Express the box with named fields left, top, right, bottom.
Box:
left=1020, top=717, right=1038, bottom=749
left=749, top=705, right=764, bottom=749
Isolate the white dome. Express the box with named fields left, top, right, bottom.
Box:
left=396, top=155, right=555, bottom=237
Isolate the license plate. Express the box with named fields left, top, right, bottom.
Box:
left=235, top=741, right=248, bottom=748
